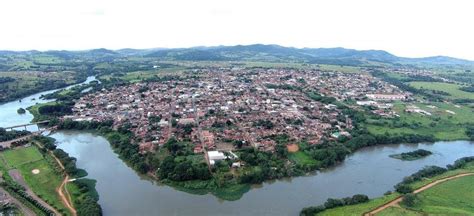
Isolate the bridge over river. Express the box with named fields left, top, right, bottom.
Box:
left=0, top=121, right=55, bottom=149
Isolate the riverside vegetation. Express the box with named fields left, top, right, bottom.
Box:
left=300, top=156, right=474, bottom=216
left=389, top=149, right=432, bottom=161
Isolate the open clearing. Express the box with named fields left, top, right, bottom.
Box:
left=287, top=144, right=299, bottom=153
left=0, top=146, right=70, bottom=215
left=367, top=101, right=474, bottom=140
left=288, top=151, right=319, bottom=167
left=409, top=81, right=474, bottom=100
left=1, top=146, right=43, bottom=168
left=377, top=174, right=474, bottom=215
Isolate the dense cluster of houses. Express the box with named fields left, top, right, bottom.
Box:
left=69, top=68, right=409, bottom=154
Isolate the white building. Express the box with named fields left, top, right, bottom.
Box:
left=208, top=151, right=226, bottom=166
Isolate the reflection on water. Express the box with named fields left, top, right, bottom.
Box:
left=51, top=131, right=474, bottom=216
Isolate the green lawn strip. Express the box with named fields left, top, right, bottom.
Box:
left=1, top=146, right=44, bottom=168
left=289, top=151, right=319, bottom=166
left=376, top=206, right=422, bottom=216
left=318, top=193, right=400, bottom=216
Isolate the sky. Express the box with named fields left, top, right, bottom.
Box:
left=0, top=0, right=473, bottom=60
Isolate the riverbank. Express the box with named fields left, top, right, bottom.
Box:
left=304, top=157, right=474, bottom=216
left=49, top=130, right=474, bottom=216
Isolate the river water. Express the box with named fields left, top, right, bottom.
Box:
left=0, top=76, right=97, bottom=130
left=1, top=78, right=473, bottom=216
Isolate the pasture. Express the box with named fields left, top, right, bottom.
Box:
left=410, top=81, right=474, bottom=100
left=1, top=146, right=43, bottom=168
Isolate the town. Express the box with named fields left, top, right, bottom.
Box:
left=69, top=68, right=410, bottom=158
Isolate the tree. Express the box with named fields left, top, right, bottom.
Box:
left=401, top=193, right=417, bottom=207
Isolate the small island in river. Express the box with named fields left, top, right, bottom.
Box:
left=389, top=149, right=432, bottom=161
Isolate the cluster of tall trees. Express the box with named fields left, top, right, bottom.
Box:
left=395, top=156, right=474, bottom=194
left=300, top=194, right=369, bottom=216
left=0, top=175, right=54, bottom=215
left=158, top=156, right=211, bottom=181
left=73, top=179, right=102, bottom=216
left=38, top=103, right=72, bottom=116
left=0, top=128, right=30, bottom=142
left=52, top=149, right=84, bottom=177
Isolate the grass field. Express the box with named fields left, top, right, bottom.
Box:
left=367, top=101, right=474, bottom=140
left=315, top=162, right=474, bottom=216
left=410, top=175, right=474, bottom=214
left=378, top=175, right=474, bottom=215
left=18, top=159, right=67, bottom=213
left=410, top=81, right=474, bottom=100
left=1, top=146, right=44, bottom=168
left=318, top=194, right=400, bottom=216
left=0, top=146, right=69, bottom=215
left=289, top=151, right=319, bottom=167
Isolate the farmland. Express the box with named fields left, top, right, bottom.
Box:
left=366, top=101, right=474, bottom=140
left=0, top=71, right=83, bottom=103
left=410, top=81, right=474, bottom=100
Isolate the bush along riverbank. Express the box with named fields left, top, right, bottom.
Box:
left=48, top=105, right=439, bottom=201
left=32, top=135, right=102, bottom=216
left=389, top=149, right=432, bottom=161
left=300, top=156, right=474, bottom=216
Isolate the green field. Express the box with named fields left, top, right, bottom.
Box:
left=289, top=151, right=319, bottom=167
left=379, top=175, right=474, bottom=215
left=18, top=159, right=67, bottom=213
left=0, top=146, right=69, bottom=215
left=410, top=81, right=474, bottom=100
left=1, top=146, right=44, bottom=168
left=318, top=194, right=399, bottom=216
left=367, top=101, right=474, bottom=140
left=0, top=71, right=80, bottom=103
left=316, top=162, right=474, bottom=216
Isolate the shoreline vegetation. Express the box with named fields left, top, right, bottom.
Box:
left=0, top=133, right=102, bottom=216
left=389, top=149, right=432, bottom=161
left=300, top=156, right=474, bottom=216
left=23, top=63, right=474, bottom=202
left=48, top=114, right=439, bottom=201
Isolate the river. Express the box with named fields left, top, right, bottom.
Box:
left=1, top=78, right=473, bottom=216
left=51, top=131, right=473, bottom=216
left=0, top=76, right=97, bottom=130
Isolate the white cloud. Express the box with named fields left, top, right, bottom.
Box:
left=0, top=0, right=473, bottom=60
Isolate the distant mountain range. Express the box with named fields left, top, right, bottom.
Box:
left=1, top=44, right=473, bottom=66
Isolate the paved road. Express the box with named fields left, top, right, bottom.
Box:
left=364, top=172, right=474, bottom=216
left=0, top=186, right=36, bottom=216
left=8, top=169, right=61, bottom=216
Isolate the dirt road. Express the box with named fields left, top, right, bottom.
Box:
left=33, top=140, right=77, bottom=216
left=0, top=186, right=37, bottom=216
left=364, top=172, right=474, bottom=216
left=8, top=169, right=61, bottom=216
left=49, top=148, right=77, bottom=216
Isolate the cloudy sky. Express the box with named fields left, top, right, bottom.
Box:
left=0, top=0, right=473, bottom=59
